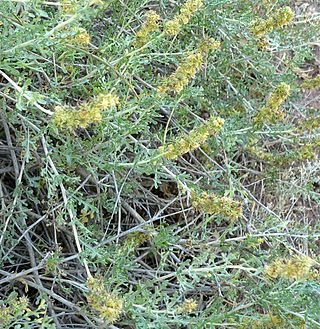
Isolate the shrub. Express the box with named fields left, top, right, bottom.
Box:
left=0, top=0, right=319, bottom=327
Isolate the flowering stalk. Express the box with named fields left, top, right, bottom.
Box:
left=297, top=116, right=320, bottom=132
left=161, top=165, right=242, bottom=220
left=53, top=93, right=119, bottom=129
left=133, top=10, right=161, bottom=47
left=250, top=6, right=294, bottom=36
left=240, top=313, right=305, bottom=329
left=158, top=38, right=220, bottom=94
left=248, top=138, right=320, bottom=166
left=164, top=0, right=203, bottom=36
left=87, top=277, right=123, bottom=323
left=61, top=0, right=103, bottom=14
left=265, top=255, right=316, bottom=280
left=253, top=83, right=290, bottom=125
left=190, top=189, right=242, bottom=219
left=159, top=116, right=224, bottom=160
left=300, top=75, right=320, bottom=90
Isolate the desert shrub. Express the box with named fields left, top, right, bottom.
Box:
left=0, top=0, right=320, bottom=327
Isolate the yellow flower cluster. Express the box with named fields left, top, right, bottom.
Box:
left=94, top=93, right=120, bottom=109
left=124, top=231, right=151, bottom=249
left=240, top=313, right=306, bottom=329
left=133, top=11, right=161, bottom=47
left=87, top=277, right=123, bottom=323
left=158, top=52, right=202, bottom=93
left=53, top=93, right=119, bottom=129
left=164, top=0, right=203, bottom=36
left=61, top=0, right=80, bottom=14
left=177, top=299, right=198, bottom=313
left=263, top=83, right=291, bottom=108
left=0, top=295, right=29, bottom=327
left=158, top=38, right=220, bottom=94
left=190, top=190, right=242, bottom=219
left=159, top=116, right=224, bottom=160
left=241, top=314, right=284, bottom=329
left=248, top=138, right=320, bottom=166
left=247, top=145, right=274, bottom=163
left=61, top=0, right=103, bottom=14
left=300, top=75, right=320, bottom=90
left=256, top=37, right=270, bottom=51
left=0, top=294, right=50, bottom=327
left=53, top=106, right=78, bottom=129
left=251, top=18, right=274, bottom=36
left=72, top=27, right=90, bottom=45
left=298, top=116, right=320, bottom=132
left=265, top=255, right=316, bottom=280
left=293, top=141, right=319, bottom=162
left=253, top=83, right=290, bottom=125
left=197, top=38, right=221, bottom=56
left=250, top=6, right=294, bottom=36
left=272, top=6, right=295, bottom=29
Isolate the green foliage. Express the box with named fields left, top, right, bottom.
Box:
left=1, top=0, right=320, bottom=328
left=0, top=292, right=54, bottom=329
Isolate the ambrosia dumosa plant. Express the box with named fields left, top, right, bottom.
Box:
left=0, top=0, right=320, bottom=328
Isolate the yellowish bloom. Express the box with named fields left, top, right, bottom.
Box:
left=61, top=0, right=79, bottom=14
left=158, top=52, right=203, bottom=93
left=254, top=106, right=285, bottom=125
left=300, top=75, right=320, bottom=90
left=87, top=277, right=123, bottom=323
left=78, top=104, right=102, bottom=127
left=297, top=116, right=320, bottom=132
left=61, top=0, right=103, bottom=14
left=295, top=143, right=318, bottom=161
left=133, top=10, right=161, bottom=47
left=253, top=83, right=290, bottom=125
left=251, top=18, right=274, bottom=36
left=164, top=0, right=203, bottom=36
left=256, top=37, right=270, bottom=51
left=0, top=293, right=30, bottom=327
left=241, top=312, right=306, bottom=329
left=53, top=106, right=78, bottom=129
left=272, top=6, right=295, bottom=29
left=250, top=6, right=294, bottom=36
left=197, top=38, right=221, bottom=55
left=93, top=93, right=120, bottom=109
left=124, top=231, right=151, bottom=249
left=158, top=39, right=220, bottom=94
left=53, top=93, right=119, bottom=129
left=247, top=138, right=320, bottom=166
left=247, top=145, right=274, bottom=162
left=267, top=83, right=291, bottom=108
left=164, top=19, right=181, bottom=36
left=190, top=189, right=242, bottom=219
left=159, top=116, right=224, bottom=160
left=179, top=0, right=203, bottom=23
left=73, top=27, right=90, bottom=45
left=177, top=299, right=198, bottom=313
left=265, top=255, right=315, bottom=280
